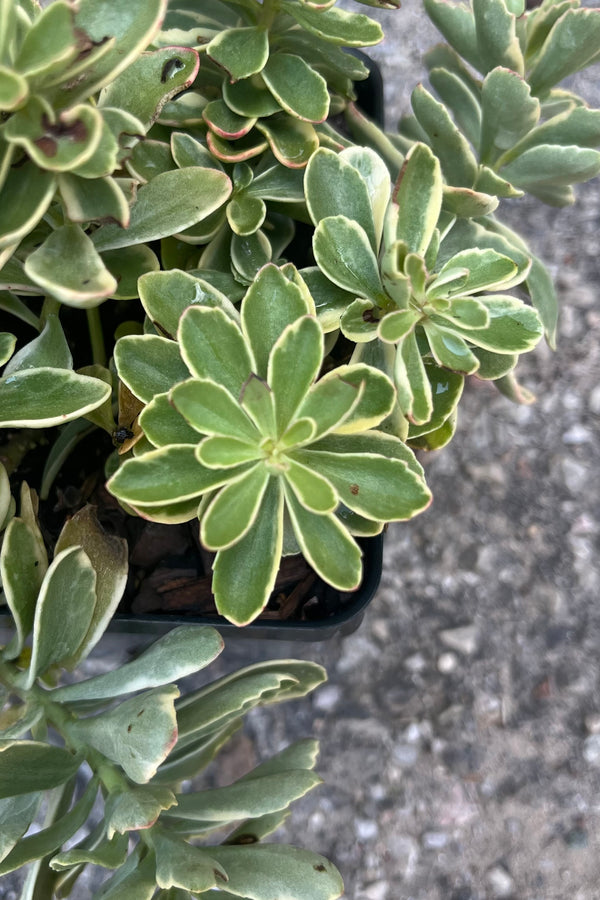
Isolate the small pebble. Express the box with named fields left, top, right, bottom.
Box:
left=356, top=818, right=378, bottom=841
left=437, top=652, right=458, bottom=673
left=313, top=684, right=341, bottom=712
left=584, top=713, right=600, bottom=734
left=404, top=652, right=427, bottom=672
left=589, top=384, right=600, bottom=415
left=439, top=625, right=478, bottom=656
left=361, top=881, right=387, bottom=900
left=485, top=864, right=515, bottom=898
left=562, top=424, right=592, bottom=445
left=561, top=458, right=588, bottom=494
left=582, top=734, right=600, bottom=766
left=422, top=830, right=448, bottom=849
left=392, top=743, right=419, bottom=767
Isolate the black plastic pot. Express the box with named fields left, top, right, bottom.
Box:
left=110, top=533, right=383, bottom=642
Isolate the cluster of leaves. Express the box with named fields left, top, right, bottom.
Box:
left=107, top=262, right=432, bottom=623
left=0, top=470, right=343, bottom=898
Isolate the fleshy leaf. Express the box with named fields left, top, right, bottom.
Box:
left=394, top=142, right=443, bottom=256
left=0, top=368, right=111, bottom=428
left=207, top=26, right=269, bottom=80
left=201, top=464, right=270, bottom=550
left=70, top=687, right=179, bottom=783
left=305, top=148, right=377, bottom=251
left=213, top=478, right=284, bottom=625
left=0, top=743, right=80, bottom=800
left=262, top=53, right=329, bottom=122
left=178, top=305, right=253, bottom=397
left=114, top=334, right=191, bottom=403
left=268, top=316, right=323, bottom=436
left=24, top=225, right=117, bottom=307
left=313, top=216, right=386, bottom=302
left=172, top=379, right=260, bottom=442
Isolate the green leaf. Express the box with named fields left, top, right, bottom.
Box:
left=284, top=487, right=361, bottom=591
left=58, top=174, right=130, bottom=227
left=223, top=76, right=281, bottom=119
left=0, top=793, right=41, bottom=865
left=281, top=2, right=383, bottom=47
left=423, top=0, right=482, bottom=71
left=305, top=148, right=377, bottom=251
left=92, top=168, right=232, bottom=252
left=153, top=722, right=242, bottom=786
left=172, top=378, right=259, bottom=442
left=526, top=254, right=558, bottom=347
left=255, top=116, right=318, bottom=168
left=1, top=518, right=46, bottom=660
left=91, top=848, right=156, bottom=900
left=0, top=66, right=28, bottom=111
left=153, top=831, right=226, bottom=892
left=24, top=225, right=117, bottom=307
left=246, top=161, right=305, bottom=202
left=429, top=66, right=481, bottom=148
left=480, top=67, right=540, bottom=166
left=25, top=547, right=96, bottom=687
left=99, top=47, right=199, bottom=129
left=139, top=393, right=202, bottom=448
left=54, top=626, right=221, bottom=704
left=241, top=264, right=313, bottom=379
left=4, top=314, right=71, bottom=379
left=5, top=100, right=104, bottom=173
left=231, top=229, right=273, bottom=282
left=295, top=450, right=431, bottom=522
left=394, top=328, right=433, bottom=424
left=263, top=53, right=329, bottom=122
left=240, top=375, right=277, bottom=438
left=106, top=785, right=177, bottom=837
left=296, top=370, right=362, bottom=440
left=394, top=142, right=443, bottom=256
left=139, top=268, right=238, bottom=339
left=51, top=832, right=129, bottom=871
left=0, top=743, right=80, bottom=800
left=329, top=363, right=396, bottom=433
left=114, top=334, right=190, bottom=403
left=15, top=1, right=76, bottom=75
left=0, top=368, right=111, bottom=428
left=0, top=778, right=98, bottom=877
left=51, top=506, right=128, bottom=669
left=407, top=363, right=464, bottom=437
left=284, top=458, right=337, bottom=514
left=101, top=244, right=159, bottom=300
left=166, top=769, right=321, bottom=826
left=71, top=686, right=178, bottom=783
left=213, top=478, right=284, bottom=625
left=411, top=84, right=478, bottom=188
left=0, top=163, right=55, bottom=251
left=448, top=294, right=543, bottom=353
left=528, top=8, right=600, bottom=96
left=208, top=843, right=344, bottom=900
left=378, top=309, right=419, bottom=343
left=313, top=216, right=385, bottom=301
left=227, top=192, right=266, bottom=236
left=201, top=464, right=270, bottom=550
left=441, top=186, right=499, bottom=218
left=67, top=0, right=168, bottom=100
left=499, top=144, right=600, bottom=194
left=269, top=316, right=323, bottom=436
left=473, top=0, right=524, bottom=75
left=425, top=321, right=480, bottom=373
left=107, top=445, right=231, bottom=507
left=208, top=26, right=269, bottom=79
left=434, top=248, right=519, bottom=295
left=178, top=305, right=253, bottom=397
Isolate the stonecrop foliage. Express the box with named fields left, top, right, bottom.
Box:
left=2, top=0, right=600, bottom=611
left=0, top=466, right=343, bottom=899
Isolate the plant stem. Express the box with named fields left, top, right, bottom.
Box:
left=86, top=307, right=106, bottom=368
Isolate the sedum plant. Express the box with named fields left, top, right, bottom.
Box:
left=1, top=0, right=600, bottom=613
left=0, top=468, right=343, bottom=899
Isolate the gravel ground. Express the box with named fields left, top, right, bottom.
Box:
left=3, top=3, right=600, bottom=899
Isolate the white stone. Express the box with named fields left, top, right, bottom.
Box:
left=486, top=865, right=516, bottom=898
left=439, top=625, right=478, bottom=656
left=437, top=652, right=458, bottom=673
left=313, top=684, right=341, bottom=712
left=422, top=830, right=448, bottom=849
left=583, top=734, right=600, bottom=766
left=562, top=424, right=592, bottom=445
left=584, top=713, right=600, bottom=735
left=356, top=818, right=378, bottom=841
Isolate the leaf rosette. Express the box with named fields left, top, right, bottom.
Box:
left=108, top=263, right=431, bottom=624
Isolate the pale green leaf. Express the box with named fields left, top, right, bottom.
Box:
left=107, top=785, right=177, bottom=837
left=92, top=168, right=232, bottom=252
left=24, top=225, right=117, bottom=307
left=172, top=378, right=259, bottom=442
left=394, top=142, right=443, bottom=256
left=0, top=163, right=55, bottom=251
left=411, top=84, right=478, bottom=187
left=241, top=264, right=313, bottom=379
left=207, top=26, right=269, bottom=79
left=268, top=316, right=323, bottom=436
left=178, top=306, right=254, bottom=397
left=71, top=686, right=178, bottom=783
left=305, top=148, right=376, bottom=250
left=139, top=393, right=203, bottom=448
left=473, top=0, right=524, bottom=75
left=528, top=8, right=600, bottom=96
left=480, top=67, right=540, bottom=166
left=0, top=518, right=46, bottom=660
left=0, top=793, right=41, bottom=865
left=0, top=743, right=80, bottom=800
left=213, top=478, right=284, bottom=625
left=201, top=464, right=270, bottom=550
left=153, top=831, right=225, bottom=892
left=107, top=444, right=232, bottom=507
left=263, top=53, right=329, bottom=122
left=313, top=216, right=385, bottom=301
left=114, top=334, right=190, bottom=403
left=0, top=368, right=110, bottom=427
left=281, top=2, right=383, bottom=46
left=139, top=268, right=238, bottom=339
